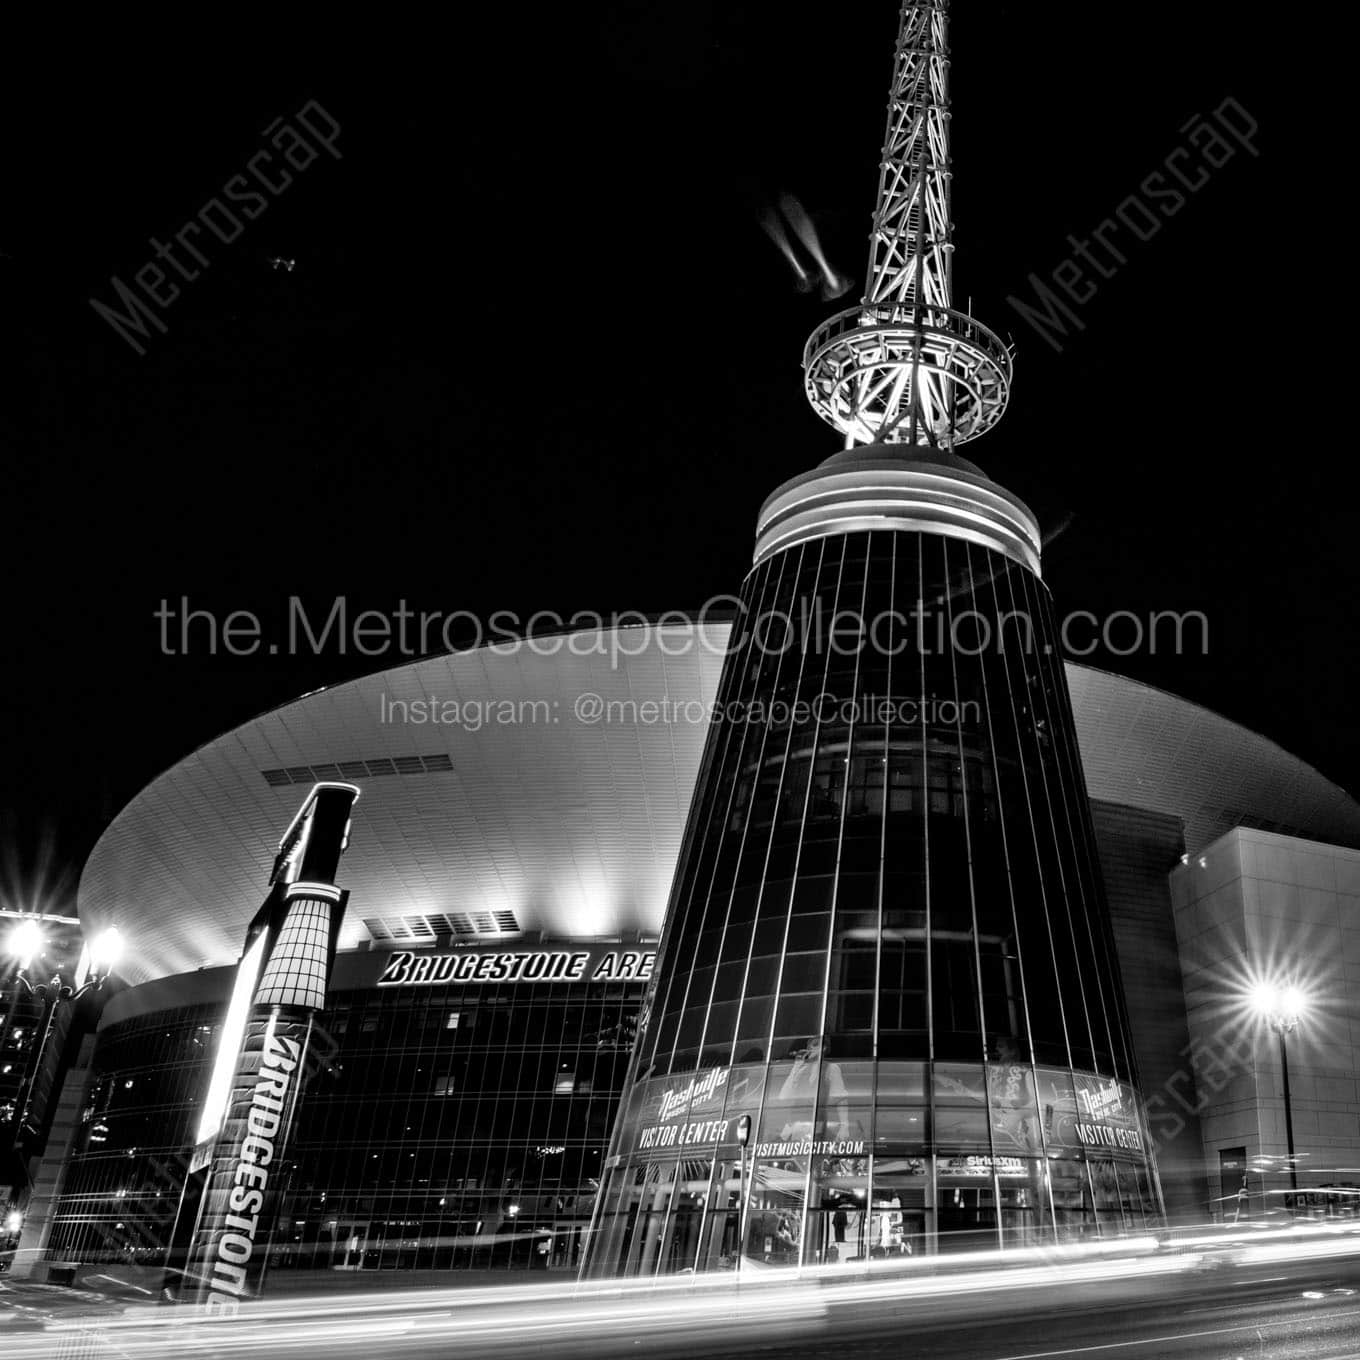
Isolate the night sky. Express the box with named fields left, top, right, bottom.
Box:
left=3, top=4, right=1346, bottom=914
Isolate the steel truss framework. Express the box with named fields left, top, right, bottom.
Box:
left=804, top=0, right=1011, bottom=448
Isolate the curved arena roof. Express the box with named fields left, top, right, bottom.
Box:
left=78, top=622, right=1360, bottom=984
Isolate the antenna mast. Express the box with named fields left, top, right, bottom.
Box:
left=803, top=1, right=1011, bottom=449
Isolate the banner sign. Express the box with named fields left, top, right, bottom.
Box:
left=1073, top=1121, right=1144, bottom=1152
left=623, top=1066, right=772, bottom=1156
left=657, top=1067, right=728, bottom=1121
left=171, top=784, right=359, bottom=1312
left=635, top=1068, right=731, bottom=1150
left=755, top=1139, right=867, bottom=1159
left=1075, top=1076, right=1128, bottom=1121
left=377, top=947, right=655, bottom=988
left=1039, top=1070, right=1147, bottom=1158
left=640, top=1117, right=737, bottom=1151
left=940, top=1154, right=1027, bottom=1178
left=191, top=1011, right=311, bottom=1314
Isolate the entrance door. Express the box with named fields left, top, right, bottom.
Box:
left=1219, top=1146, right=1247, bottom=1222
left=333, top=1222, right=369, bottom=1270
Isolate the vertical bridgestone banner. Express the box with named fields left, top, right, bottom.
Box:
left=187, top=1010, right=312, bottom=1312
left=167, top=783, right=358, bottom=1309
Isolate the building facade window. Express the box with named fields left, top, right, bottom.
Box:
left=584, top=530, right=1163, bottom=1275
left=45, top=963, right=646, bottom=1276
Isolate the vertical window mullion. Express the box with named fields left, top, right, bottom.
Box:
left=695, top=543, right=808, bottom=1070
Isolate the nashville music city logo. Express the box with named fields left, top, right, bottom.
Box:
left=1071, top=1077, right=1144, bottom=1152
left=1076, top=1077, right=1126, bottom=1121
left=657, top=1067, right=729, bottom=1122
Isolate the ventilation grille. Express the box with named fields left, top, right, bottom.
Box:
left=263, top=753, right=454, bottom=788
left=363, top=909, right=521, bottom=943
left=1202, top=805, right=1311, bottom=839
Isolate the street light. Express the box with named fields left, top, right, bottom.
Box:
left=87, top=927, right=124, bottom=975
left=736, top=1113, right=752, bottom=1273
left=4, top=920, right=126, bottom=1180
left=3, top=914, right=128, bottom=1271
left=5, top=919, right=44, bottom=971
left=1248, top=979, right=1308, bottom=1195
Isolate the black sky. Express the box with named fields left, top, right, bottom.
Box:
left=3, top=3, right=1350, bottom=912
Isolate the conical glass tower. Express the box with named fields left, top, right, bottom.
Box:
left=583, top=1, right=1163, bottom=1275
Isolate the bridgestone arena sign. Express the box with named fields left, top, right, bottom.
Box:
left=205, top=1029, right=301, bottom=1315
left=377, top=948, right=656, bottom=988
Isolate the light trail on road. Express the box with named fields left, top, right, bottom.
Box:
left=5, top=1225, right=1360, bottom=1360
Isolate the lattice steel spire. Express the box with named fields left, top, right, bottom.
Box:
left=804, top=1, right=1011, bottom=449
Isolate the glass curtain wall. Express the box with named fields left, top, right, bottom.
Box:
left=46, top=971, right=645, bottom=1276
left=584, top=530, right=1163, bottom=1276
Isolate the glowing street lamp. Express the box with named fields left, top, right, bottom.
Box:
left=5, top=919, right=44, bottom=971
left=1248, top=980, right=1309, bottom=1194
left=736, top=1113, right=752, bottom=1273
left=86, top=927, right=125, bottom=978
left=5, top=919, right=127, bottom=1174
left=1, top=919, right=49, bottom=1061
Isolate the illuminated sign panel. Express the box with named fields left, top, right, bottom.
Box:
left=196, top=931, right=270, bottom=1147
left=626, top=1066, right=766, bottom=1156
left=1039, top=1070, right=1148, bottom=1158
left=172, top=785, right=358, bottom=1311
left=1076, top=1076, right=1127, bottom=1121
left=642, top=1118, right=737, bottom=1151
left=376, top=947, right=655, bottom=988
left=195, top=1012, right=311, bottom=1315
left=658, top=1067, right=728, bottom=1121
left=1074, top=1122, right=1144, bottom=1152
left=939, top=1154, right=1027, bottom=1178
left=754, top=1139, right=867, bottom=1159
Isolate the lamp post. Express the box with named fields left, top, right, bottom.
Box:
left=736, top=1113, right=751, bottom=1274
left=1249, top=981, right=1307, bottom=1200
left=4, top=920, right=124, bottom=1188
left=0, top=920, right=47, bottom=1062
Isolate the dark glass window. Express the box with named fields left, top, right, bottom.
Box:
left=586, top=528, right=1161, bottom=1277
left=47, top=969, right=647, bottom=1277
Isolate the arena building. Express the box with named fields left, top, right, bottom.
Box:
left=18, top=0, right=1356, bottom=1288
left=14, top=617, right=1360, bottom=1281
